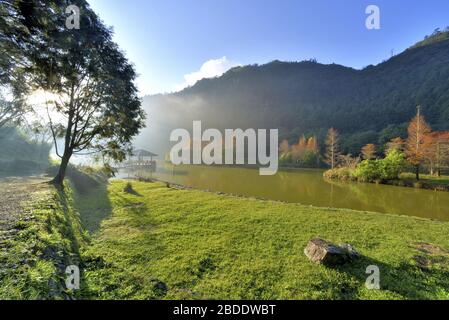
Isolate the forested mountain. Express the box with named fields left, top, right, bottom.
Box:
left=139, top=30, right=449, bottom=155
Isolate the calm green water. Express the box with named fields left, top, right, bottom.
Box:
left=133, top=164, right=449, bottom=221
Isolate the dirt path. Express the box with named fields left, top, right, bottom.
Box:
left=0, top=176, right=51, bottom=246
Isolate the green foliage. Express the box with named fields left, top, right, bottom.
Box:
left=353, top=160, right=382, bottom=183
left=353, top=150, right=406, bottom=182
left=0, top=126, right=51, bottom=176
left=279, top=152, right=293, bottom=165
left=1, top=0, right=146, bottom=183
left=378, top=124, right=408, bottom=151
left=341, top=131, right=379, bottom=156
left=411, top=27, right=449, bottom=49
left=302, top=150, right=320, bottom=167
left=280, top=150, right=320, bottom=168
left=380, top=149, right=407, bottom=180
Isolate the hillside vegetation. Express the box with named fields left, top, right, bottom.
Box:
left=141, top=29, right=449, bottom=155
left=0, top=127, right=51, bottom=176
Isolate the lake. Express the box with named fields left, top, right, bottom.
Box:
left=129, top=164, right=449, bottom=221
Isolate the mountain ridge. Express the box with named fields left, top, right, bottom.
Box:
left=139, top=29, right=449, bottom=155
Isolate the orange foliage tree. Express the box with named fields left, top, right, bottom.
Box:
left=361, top=143, right=377, bottom=160
left=306, top=136, right=318, bottom=153
left=385, top=137, right=405, bottom=154
left=404, top=107, right=432, bottom=180
left=291, top=135, right=307, bottom=162
left=423, top=131, right=449, bottom=176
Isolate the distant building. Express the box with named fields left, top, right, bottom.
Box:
left=132, top=149, right=158, bottom=163
left=117, top=149, right=158, bottom=173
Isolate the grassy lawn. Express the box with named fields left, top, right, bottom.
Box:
left=76, top=180, right=449, bottom=300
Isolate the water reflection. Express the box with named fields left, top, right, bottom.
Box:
left=133, top=164, right=449, bottom=221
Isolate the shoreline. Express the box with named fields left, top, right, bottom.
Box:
left=131, top=176, right=446, bottom=223
left=323, top=172, right=449, bottom=192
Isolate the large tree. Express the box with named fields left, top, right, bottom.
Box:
left=0, top=0, right=32, bottom=126
left=423, top=131, right=449, bottom=176
left=405, top=106, right=431, bottom=180
left=2, top=0, right=145, bottom=184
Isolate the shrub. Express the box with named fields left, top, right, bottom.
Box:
left=353, top=160, right=382, bottom=182
left=379, top=149, right=406, bottom=180
left=279, top=152, right=293, bottom=165
left=123, top=182, right=135, bottom=194
left=353, top=150, right=406, bottom=182
left=323, top=167, right=355, bottom=181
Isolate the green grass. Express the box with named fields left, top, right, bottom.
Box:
left=76, top=180, right=449, bottom=300
left=3, top=177, right=449, bottom=300
left=400, top=172, right=449, bottom=187
left=0, top=181, right=86, bottom=299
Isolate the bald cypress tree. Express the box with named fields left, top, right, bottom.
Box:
left=325, top=128, right=340, bottom=169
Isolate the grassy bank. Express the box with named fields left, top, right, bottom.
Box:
left=76, top=180, right=449, bottom=300
left=395, top=173, right=449, bottom=191
left=0, top=167, right=108, bottom=299
left=3, top=177, right=449, bottom=299
left=325, top=167, right=449, bottom=192
left=0, top=179, right=85, bottom=299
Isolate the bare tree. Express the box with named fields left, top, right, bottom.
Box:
left=325, top=128, right=340, bottom=169
left=338, top=154, right=360, bottom=169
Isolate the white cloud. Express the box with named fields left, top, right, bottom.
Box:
left=174, top=56, right=241, bottom=92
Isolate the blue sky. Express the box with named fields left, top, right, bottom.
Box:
left=88, top=0, right=449, bottom=95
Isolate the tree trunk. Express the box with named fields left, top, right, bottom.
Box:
left=415, top=164, right=420, bottom=180
left=53, top=150, right=72, bottom=186
left=53, top=86, right=75, bottom=186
